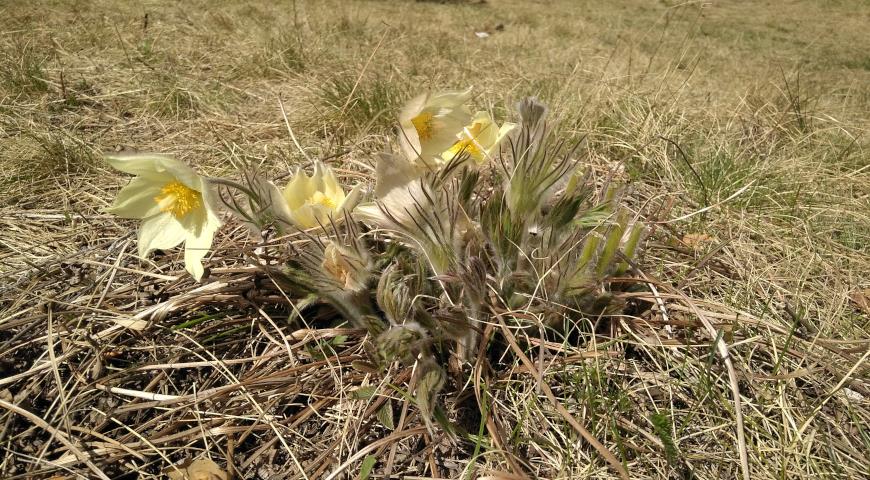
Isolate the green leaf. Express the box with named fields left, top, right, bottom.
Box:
left=376, top=400, right=395, bottom=430
left=545, top=192, right=584, bottom=230
left=573, top=203, right=612, bottom=228
left=650, top=411, right=678, bottom=466
left=172, top=312, right=221, bottom=330
left=433, top=404, right=454, bottom=435
left=358, top=454, right=377, bottom=480
left=597, top=219, right=626, bottom=276
left=350, top=386, right=377, bottom=400
left=616, top=221, right=645, bottom=274
left=351, top=360, right=379, bottom=374
left=415, top=366, right=446, bottom=422
left=458, top=167, right=479, bottom=207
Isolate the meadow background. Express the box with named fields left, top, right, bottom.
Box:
left=0, top=0, right=868, bottom=478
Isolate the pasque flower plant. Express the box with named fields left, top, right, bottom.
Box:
left=103, top=90, right=646, bottom=476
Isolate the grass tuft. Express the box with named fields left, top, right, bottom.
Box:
left=0, top=39, right=50, bottom=96
left=317, top=72, right=405, bottom=135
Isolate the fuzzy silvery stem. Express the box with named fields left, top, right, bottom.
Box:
left=205, top=176, right=259, bottom=200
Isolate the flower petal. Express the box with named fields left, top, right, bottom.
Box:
left=377, top=178, right=430, bottom=228
left=319, top=163, right=345, bottom=202
left=290, top=204, right=318, bottom=229
left=422, top=110, right=472, bottom=157
left=398, top=92, right=430, bottom=124
left=398, top=89, right=472, bottom=163
left=264, top=180, right=295, bottom=229
left=282, top=167, right=314, bottom=209
left=137, top=213, right=187, bottom=258
left=183, top=207, right=221, bottom=281
left=374, top=153, right=419, bottom=198
left=497, top=122, right=517, bottom=138
left=105, top=177, right=166, bottom=219
left=311, top=161, right=325, bottom=188
left=354, top=202, right=390, bottom=229
left=106, top=154, right=201, bottom=190
left=337, top=184, right=362, bottom=215
left=427, top=88, right=473, bottom=109
left=483, top=122, right=517, bottom=160
left=199, top=177, right=223, bottom=220
left=470, top=112, right=498, bottom=146
left=398, top=129, right=423, bottom=161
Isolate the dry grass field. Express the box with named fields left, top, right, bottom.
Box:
left=1, top=0, right=868, bottom=478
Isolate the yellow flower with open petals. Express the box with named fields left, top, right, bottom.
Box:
left=441, top=111, right=516, bottom=165
left=399, top=89, right=472, bottom=168
left=279, top=161, right=360, bottom=229
left=105, top=154, right=222, bottom=281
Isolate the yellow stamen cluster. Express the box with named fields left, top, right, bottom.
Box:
left=446, top=138, right=483, bottom=161
left=308, top=191, right=337, bottom=209
left=155, top=181, right=202, bottom=219
left=411, top=112, right=435, bottom=140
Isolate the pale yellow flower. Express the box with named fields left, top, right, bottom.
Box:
left=399, top=89, right=472, bottom=167
left=105, top=154, right=221, bottom=281
left=441, top=111, right=516, bottom=165
left=278, top=161, right=360, bottom=229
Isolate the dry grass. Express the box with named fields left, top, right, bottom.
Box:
left=1, top=0, right=868, bottom=478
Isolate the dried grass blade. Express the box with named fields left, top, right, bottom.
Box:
left=491, top=309, right=630, bottom=480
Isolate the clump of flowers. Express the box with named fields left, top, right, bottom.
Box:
left=104, top=89, right=647, bottom=467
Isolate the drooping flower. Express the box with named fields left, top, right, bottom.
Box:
left=277, top=161, right=361, bottom=229
left=105, top=154, right=222, bottom=281
left=355, top=153, right=431, bottom=231
left=355, top=154, right=466, bottom=276
left=398, top=89, right=473, bottom=168
left=441, top=111, right=516, bottom=165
